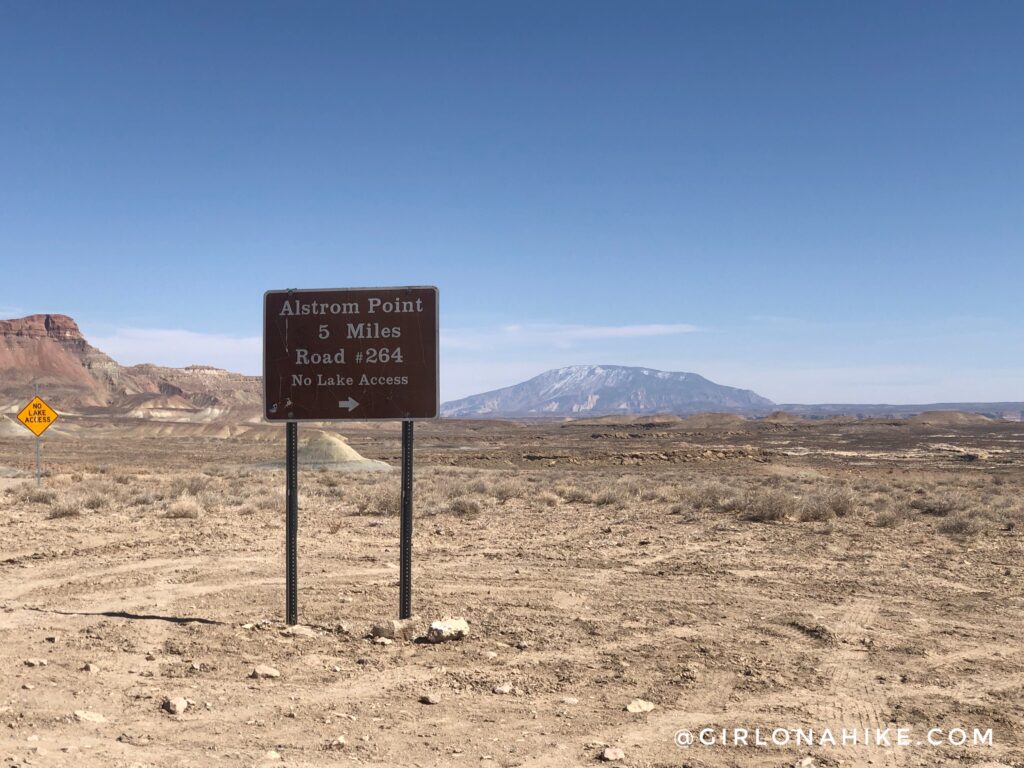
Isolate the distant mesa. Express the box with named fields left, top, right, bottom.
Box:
left=0, top=313, right=261, bottom=419
left=440, top=364, right=775, bottom=418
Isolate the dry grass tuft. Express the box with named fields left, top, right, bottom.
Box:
left=446, top=498, right=482, bottom=517
left=492, top=481, right=522, bottom=503
left=741, top=489, right=796, bottom=522
left=592, top=488, right=626, bottom=508
left=355, top=485, right=401, bottom=516
left=47, top=498, right=81, bottom=519
left=21, top=487, right=58, bottom=505
left=81, top=492, right=106, bottom=511
left=938, top=513, right=981, bottom=537
left=909, top=492, right=964, bottom=517
left=556, top=486, right=592, bottom=504
left=165, top=495, right=203, bottom=519
left=799, top=487, right=857, bottom=522
left=872, top=509, right=905, bottom=528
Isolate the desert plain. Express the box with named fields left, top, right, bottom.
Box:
left=1, top=412, right=1022, bottom=768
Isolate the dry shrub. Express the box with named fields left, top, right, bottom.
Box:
left=872, top=509, right=905, bottom=528
left=356, top=485, right=401, bottom=516
left=537, top=491, right=560, bottom=508
left=82, top=492, right=106, bottom=511
left=687, top=482, right=735, bottom=511
left=47, top=498, right=81, bottom=519
left=165, top=495, right=202, bottom=519
left=909, top=492, right=963, bottom=516
left=492, top=481, right=522, bottom=503
left=613, top=479, right=644, bottom=500
left=557, top=486, right=592, bottom=504
left=256, top=492, right=282, bottom=511
left=799, top=495, right=835, bottom=522
left=938, top=513, right=980, bottom=537
left=131, top=491, right=162, bottom=507
left=446, top=498, right=481, bottom=517
left=640, top=484, right=674, bottom=502
left=741, top=489, right=796, bottom=522
left=20, top=487, right=57, bottom=505
left=1000, top=506, right=1024, bottom=531
left=170, top=475, right=209, bottom=498
left=593, top=488, right=626, bottom=508
left=466, top=478, right=490, bottom=495
left=800, top=487, right=857, bottom=522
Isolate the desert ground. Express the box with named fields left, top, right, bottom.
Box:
left=1, top=413, right=1022, bottom=768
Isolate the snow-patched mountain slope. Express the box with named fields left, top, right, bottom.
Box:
left=441, top=365, right=775, bottom=417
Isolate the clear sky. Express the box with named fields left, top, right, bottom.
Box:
left=1, top=2, right=1021, bottom=403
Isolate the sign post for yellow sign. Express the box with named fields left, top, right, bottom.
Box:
left=17, top=395, right=58, bottom=486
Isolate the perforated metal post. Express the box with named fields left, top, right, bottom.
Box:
left=399, top=420, right=414, bottom=619
left=285, top=421, right=299, bottom=626
left=34, top=383, right=41, bottom=487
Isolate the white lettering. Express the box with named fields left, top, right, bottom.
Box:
left=366, top=297, right=424, bottom=314
left=279, top=299, right=359, bottom=317
left=295, top=349, right=346, bottom=365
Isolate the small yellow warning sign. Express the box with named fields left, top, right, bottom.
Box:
left=17, top=396, right=59, bottom=437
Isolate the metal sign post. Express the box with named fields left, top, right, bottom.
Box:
left=285, top=421, right=299, bottom=626
left=263, top=286, right=439, bottom=626
left=399, top=420, right=414, bottom=619
left=17, top=395, right=59, bottom=486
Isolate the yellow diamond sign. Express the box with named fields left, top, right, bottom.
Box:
left=17, top=396, right=59, bottom=437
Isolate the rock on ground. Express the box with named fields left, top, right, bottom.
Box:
left=371, top=616, right=422, bottom=641
left=280, top=625, right=317, bottom=638
left=73, top=710, right=106, bottom=723
left=426, top=617, right=469, bottom=643
left=601, top=746, right=625, bottom=762
left=162, top=697, right=188, bottom=715
left=250, top=665, right=281, bottom=679
left=625, top=698, right=655, bottom=713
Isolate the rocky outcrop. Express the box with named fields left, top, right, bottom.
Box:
left=0, top=314, right=117, bottom=407
left=0, top=314, right=261, bottom=416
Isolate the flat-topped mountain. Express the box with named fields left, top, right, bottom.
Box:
left=4, top=315, right=1019, bottom=423
left=441, top=364, right=775, bottom=417
left=0, top=314, right=261, bottom=416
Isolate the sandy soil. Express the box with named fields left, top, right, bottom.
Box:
left=1, top=416, right=1022, bottom=767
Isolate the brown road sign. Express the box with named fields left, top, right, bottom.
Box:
left=17, top=396, right=59, bottom=437
left=264, top=286, right=439, bottom=421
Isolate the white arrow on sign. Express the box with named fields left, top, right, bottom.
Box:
left=338, top=397, right=360, bottom=411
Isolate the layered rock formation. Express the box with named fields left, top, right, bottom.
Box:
left=0, top=314, right=261, bottom=417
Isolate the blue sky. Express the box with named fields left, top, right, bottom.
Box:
left=1, top=2, right=1021, bottom=403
